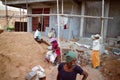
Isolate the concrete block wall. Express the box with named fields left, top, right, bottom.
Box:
left=108, top=1, right=120, bottom=38
left=49, top=2, right=81, bottom=39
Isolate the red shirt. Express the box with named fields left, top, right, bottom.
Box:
left=52, top=41, right=60, bottom=56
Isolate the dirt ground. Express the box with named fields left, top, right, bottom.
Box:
left=0, top=32, right=119, bottom=80
left=100, top=54, right=120, bottom=80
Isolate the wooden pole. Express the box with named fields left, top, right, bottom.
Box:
left=26, top=0, right=29, bottom=32
left=101, top=0, right=105, bottom=44
left=57, top=0, right=61, bottom=62
left=61, top=0, right=63, bottom=14
left=80, top=0, right=85, bottom=38
left=23, top=9, right=25, bottom=32
left=20, top=8, right=21, bottom=31
left=61, top=0, right=64, bottom=39
left=68, top=5, right=74, bottom=40
left=57, top=0, right=60, bottom=44
left=0, top=14, right=113, bottom=19
left=41, top=8, right=44, bottom=32
left=5, top=0, right=8, bottom=29
left=104, top=0, right=110, bottom=42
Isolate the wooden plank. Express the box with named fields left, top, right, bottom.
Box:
left=2, top=0, right=56, bottom=5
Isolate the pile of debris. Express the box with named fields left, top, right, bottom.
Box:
left=60, top=41, right=92, bottom=66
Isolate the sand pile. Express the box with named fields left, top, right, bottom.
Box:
left=0, top=32, right=48, bottom=80
left=1, top=32, right=119, bottom=80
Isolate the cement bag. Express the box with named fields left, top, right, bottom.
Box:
left=32, top=65, right=46, bottom=78
left=26, top=71, right=36, bottom=80
left=47, top=46, right=52, bottom=50
left=46, top=51, right=57, bottom=63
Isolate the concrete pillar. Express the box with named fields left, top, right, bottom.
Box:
left=27, top=7, right=32, bottom=32
left=80, top=0, right=85, bottom=38
left=104, top=0, right=110, bottom=41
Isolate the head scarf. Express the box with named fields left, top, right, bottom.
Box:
left=50, top=38, right=57, bottom=43
left=65, top=51, right=77, bottom=63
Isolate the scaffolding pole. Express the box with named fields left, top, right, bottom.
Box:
left=5, top=0, right=8, bottom=29
left=80, top=0, right=85, bottom=38
left=23, top=9, right=25, bottom=31
left=104, top=0, right=110, bottom=41
left=41, top=8, right=44, bottom=32
left=20, top=8, right=21, bottom=32
left=68, top=5, right=74, bottom=40
left=26, top=0, right=28, bottom=31
left=101, top=0, right=105, bottom=44
left=61, top=0, right=63, bottom=14
left=61, top=0, right=64, bottom=39
left=0, top=14, right=113, bottom=19
left=0, top=13, right=113, bottom=19
left=57, top=0, right=60, bottom=44
left=56, top=0, right=61, bottom=62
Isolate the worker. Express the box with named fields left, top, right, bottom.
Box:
left=45, top=51, right=57, bottom=64
left=26, top=65, right=46, bottom=80
left=48, top=28, right=56, bottom=39
left=34, top=27, right=42, bottom=43
left=57, top=51, right=88, bottom=80
left=36, top=65, right=46, bottom=80
left=34, top=25, right=50, bottom=46
left=91, top=34, right=101, bottom=68
left=50, top=38, right=61, bottom=65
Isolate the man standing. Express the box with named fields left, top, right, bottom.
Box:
left=92, top=34, right=101, bottom=68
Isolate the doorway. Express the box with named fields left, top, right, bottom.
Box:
left=32, top=8, right=50, bottom=31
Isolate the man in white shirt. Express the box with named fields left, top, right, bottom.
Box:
left=34, top=27, right=42, bottom=43
left=92, top=34, right=101, bottom=68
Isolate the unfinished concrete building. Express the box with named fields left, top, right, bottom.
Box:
left=1, top=0, right=120, bottom=46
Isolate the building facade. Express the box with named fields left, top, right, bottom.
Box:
left=1, top=0, right=120, bottom=40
